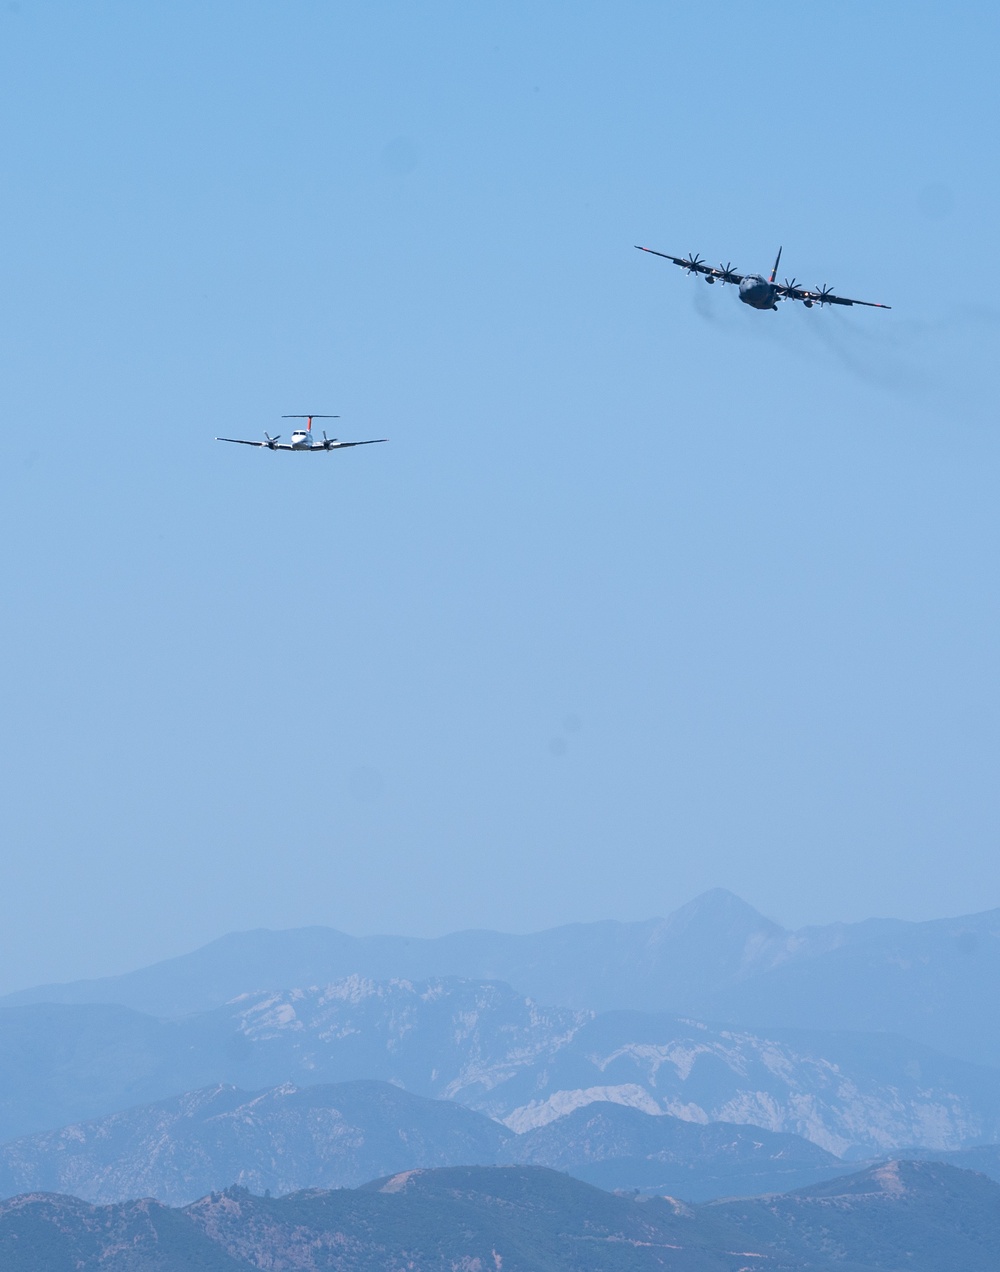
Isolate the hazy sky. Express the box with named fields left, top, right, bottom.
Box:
left=2, top=1, right=999, bottom=992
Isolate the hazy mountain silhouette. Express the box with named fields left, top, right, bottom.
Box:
left=7, top=888, right=997, bottom=1067
left=699, top=905, right=1000, bottom=1067
left=0, top=888, right=788, bottom=1018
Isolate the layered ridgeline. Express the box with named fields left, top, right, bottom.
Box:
left=0, top=1081, right=844, bottom=1206
left=5, top=889, right=1000, bottom=1067
left=2, top=977, right=999, bottom=1156
left=2, top=1161, right=998, bottom=1272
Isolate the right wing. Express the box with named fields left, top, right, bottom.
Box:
left=634, top=245, right=744, bottom=285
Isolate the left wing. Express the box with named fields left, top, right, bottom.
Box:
left=634, top=245, right=744, bottom=285
left=320, top=438, right=388, bottom=450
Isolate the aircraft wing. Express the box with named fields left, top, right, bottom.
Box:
left=634, top=245, right=744, bottom=285
left=323, top=438, right=388, bottom=449
left=215, top=437, right=293, bottom=449
left=775, top=283, right=891, bottom=309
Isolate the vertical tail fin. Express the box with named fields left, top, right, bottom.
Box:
left=769, top=247, right=782, bottom=283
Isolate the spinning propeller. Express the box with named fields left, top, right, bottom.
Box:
left=814, top=284, right=836, bottom=306
left=681, top=252, right=705, bottom=274
left=718, top=262, right=740, bottom=284
left=263, top=433, right=280, bottom=448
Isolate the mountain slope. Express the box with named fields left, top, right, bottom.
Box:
left=0, top=1171, right=756, bottom=1271
left=1, top=977, right=998, bottom=1156
left=903, top=1141, right=1000, bottom=1182
left=0, top=1082, right=850, bottom=1206
left=711, top=1159, right=1000, bottom=1272
left=3, top=1162, right=1000, bottom=1271
left=499, top=1100, right=845, bottom=1199
left=479, top=1007, right=1000, bottom=1153
left=0, top=1081, right=510, bottom=1206
left=0, top=1192, right=250, bottom=1272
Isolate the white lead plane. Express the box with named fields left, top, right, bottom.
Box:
left=217, top=414, right=388, bottom=452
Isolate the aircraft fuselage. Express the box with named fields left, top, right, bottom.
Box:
left=738, top=274, right=779, bottom=310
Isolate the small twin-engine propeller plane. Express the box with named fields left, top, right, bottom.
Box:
left=216, top=415, right=388, bottom=452
left=634, top=245, right=891, bottom=312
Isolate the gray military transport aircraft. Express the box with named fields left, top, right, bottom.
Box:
left=216, top=414, right=388, bottom=452
left=635, top=245, right=891, bottom=312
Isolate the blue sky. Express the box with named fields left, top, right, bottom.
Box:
left=1, top=1, right=999, bottom=990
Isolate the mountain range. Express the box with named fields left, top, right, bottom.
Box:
left=6, top=888, right=999, bottom=1067
left=0, top=1080, right=845, bottom=1206
left=2, top=975, right=997, bottom=1156
left=2, top=1160, right=998, bottom=1271
left=5, top=887, right=1000, bottom=1250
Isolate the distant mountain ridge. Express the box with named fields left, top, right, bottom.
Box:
left=6, top=887, right=999, bottom=1066
left=0, top=889, right=789, bottom=1018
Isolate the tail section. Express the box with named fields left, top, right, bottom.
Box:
left=282, top=413, right=339, bottom=427
left=769, top=247, right=782, bottom=283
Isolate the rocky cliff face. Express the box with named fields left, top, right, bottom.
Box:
left=220, top=979, right=1000, bottom=1156
left=2, top=975, right=997, bottom=1158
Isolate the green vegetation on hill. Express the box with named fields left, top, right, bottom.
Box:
left=711, top=1159, right=1000, bottom=1272
left=1, top=1160, right=998, bottom=1271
